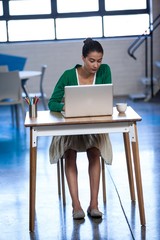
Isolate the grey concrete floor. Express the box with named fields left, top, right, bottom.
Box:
left=0, top=96, right=160, bottom=240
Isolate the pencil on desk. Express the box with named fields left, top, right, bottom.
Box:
left=25, top=96, right=39, bottom=105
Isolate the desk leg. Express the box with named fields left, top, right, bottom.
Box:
left=123, top=132, right=135, bottom=201
left=101, top=157, right=107, bottom=203
left=131, top=123, right=146, bottom=226
left=29, top=127, right=37, bottom=232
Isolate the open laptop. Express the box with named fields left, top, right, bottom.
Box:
left=62, top=84, right=113, bottom=118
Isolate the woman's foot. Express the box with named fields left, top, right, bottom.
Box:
left=73, top=209, right=85, bottom=219
left=87, top=207, right=102, bottom=218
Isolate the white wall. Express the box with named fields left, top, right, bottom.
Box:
left=0, top=0, right=159, bottom=98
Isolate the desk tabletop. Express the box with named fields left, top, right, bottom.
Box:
left=24, top=106, right=142, bottom=127
left=19, top=71, right=41, bottom=80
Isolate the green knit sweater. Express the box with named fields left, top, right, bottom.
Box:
left=48, top=64, right=112, bottom=112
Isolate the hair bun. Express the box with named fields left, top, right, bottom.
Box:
left=83, top=38, right=93, bottom=44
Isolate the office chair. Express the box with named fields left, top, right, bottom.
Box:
left=27, top=65, right=47, bottom=110
left=0, top=65, right=8, bottom=72
left=0, top=71, right=25, bottom=127
left=0, top=53, right=27, bottom=71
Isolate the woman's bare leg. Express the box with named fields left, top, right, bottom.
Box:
left=64, top=149, right=83, bottom=212
left=87, top=147, right=101, bottom=210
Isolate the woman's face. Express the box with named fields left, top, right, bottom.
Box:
left=82, top=51, right=103, bottom=74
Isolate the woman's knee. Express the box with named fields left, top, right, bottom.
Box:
left=87, top=147, right=100, bottom=160
left=64, top=149, right=77, bottom=168
left=64, top=149, right=76, bottom=159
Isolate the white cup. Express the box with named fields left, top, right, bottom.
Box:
left=116, top=103, right=127, bottom=113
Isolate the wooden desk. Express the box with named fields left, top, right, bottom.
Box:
left=25, top=106, right=146, bottom=231
left=19, top=71, right=41, bottom=98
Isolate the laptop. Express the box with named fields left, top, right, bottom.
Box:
left=62, top=84, right=113, bottom=118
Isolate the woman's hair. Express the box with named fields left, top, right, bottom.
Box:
left=82, top=38, right=104, bottom=57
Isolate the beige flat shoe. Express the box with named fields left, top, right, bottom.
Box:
left=87, top=207, right=102, bottom=218
left=73, top=209, right=85, bottom=220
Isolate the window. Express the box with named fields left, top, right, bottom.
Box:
left=105, top=0, right=147, bottom=11
left=57, top=0, right=99, bottom=13
left=56, top=17, right=102, bottom=39
left=104, top=14, right=150, bottom=37
left=0, top=21, right=7, bottom=42
left=0, top=0, right=150, bottom=42
left=0, top=1, right=3, bottom=16
left=8, top=19, right=55, bottom=41
left=9, top=0, right=51, bottom=15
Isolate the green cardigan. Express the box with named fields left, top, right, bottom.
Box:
left=48, top=64, right=112, bottom=112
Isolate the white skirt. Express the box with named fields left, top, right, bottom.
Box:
left=49, top=134, right=113, bottom=165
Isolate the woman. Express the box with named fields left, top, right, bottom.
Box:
left=48, top=38, right=113, bottom=220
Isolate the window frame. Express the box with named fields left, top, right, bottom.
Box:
left=0, top=0, right=151, bottom=43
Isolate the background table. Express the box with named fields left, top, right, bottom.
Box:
left=25, top=106, right=146, bottom=231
